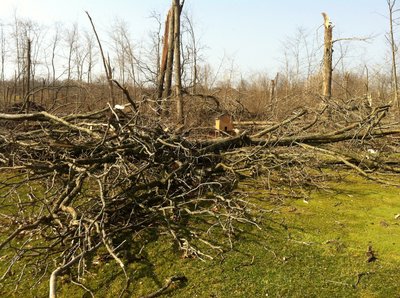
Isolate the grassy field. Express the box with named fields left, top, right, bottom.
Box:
left=59, top=172, right=400, bottom=298
left=1, top=171, right=400, bottom=297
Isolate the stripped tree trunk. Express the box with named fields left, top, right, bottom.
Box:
left=156, top=9, right=171, bottom=115
left=173, top=0, right=184, bottom=125
left=322, top=12, right=333, bottom=100
left=162, top=8, right=175, bottom=116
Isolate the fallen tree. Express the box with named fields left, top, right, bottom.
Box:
left=0, top=102, right=399, bottom=297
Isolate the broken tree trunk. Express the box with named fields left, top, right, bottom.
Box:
left=25, top=39, right=32, bottom=113
left=269, top=79, right=276, bottom=103
left=162, top=8, right=175, bottom=116
left=156, top=9, right=172, bottom=115
left=322, top=12, right=333, bottom=100
left=270, top=73, right=279, bottom=117
left=173, top=0, right=184, bottom=125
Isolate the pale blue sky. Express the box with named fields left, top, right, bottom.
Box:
left=0, top=0, right=391, bottom=76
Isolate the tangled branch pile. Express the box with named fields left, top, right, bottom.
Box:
left=0, top=102, right=399, bottom=296
left=0, top=104, right=257, bottom=296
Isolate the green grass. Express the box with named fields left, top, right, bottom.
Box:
left=2, top=171, right=400, bottom=297
left=58, top=172, right=400, bottom=297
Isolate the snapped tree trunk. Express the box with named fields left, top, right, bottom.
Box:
left=24, top=38, right=32, bottom=113
left=269, top=79, right=276, bottom=103
left=162, top=8, right=175, bottom=116
left=270, top=73, right=279, bottom=117
left=173, top=0, right=184, bottom=125
left=322, top=12, right=333, bottom=100
left=156, top=9, right=171, bottom=115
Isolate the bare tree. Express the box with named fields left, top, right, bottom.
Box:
left=182, top=12, right=202, bottom=93
left=86, top=12, right=115, bottom=106
left=84, top=30, right=96, bottom=84
left=387, top=0, right=399, bottom=111
left=74, top=35, right=86, bottom=82
left=111, top=19, right=129, bottom=84
left=9, top=19, right=43, bottom=110
left=50, top=24, right=61, bottom=84
left=110, top=18, right=139, bottom=106
left=65, top=23, right=78, bottom=84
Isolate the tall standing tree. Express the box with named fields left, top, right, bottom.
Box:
left=182, top=12, right=200, bottom=93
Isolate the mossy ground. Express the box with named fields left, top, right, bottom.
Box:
left=2, top=170, right=400, bottom=297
